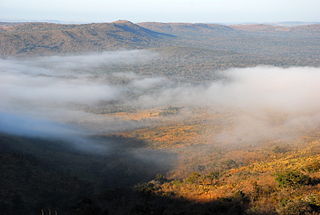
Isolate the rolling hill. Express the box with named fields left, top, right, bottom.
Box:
left=138, top=22, right=237, bottom=37
left=2, top=20, right=320, bottom=215
left=231, top=24, right=320, bottom=34
left=0, top=20, right=173, bottom=56
left=1, top=21, right=320, bottom=57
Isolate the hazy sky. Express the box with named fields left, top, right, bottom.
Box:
left=1, top=0, right=319, bottom=23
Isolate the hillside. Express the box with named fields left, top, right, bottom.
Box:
left=138, top=22, right=237, bottom=37
left=230, top=24, right=291, bottom=32
left=231, top=24, right=320, bottom=34
left=0, top=132, right=175, bottom=214
left=0, top=20, right=173, bottom=56
left=1, top=20, right=320, bottom=215
left=139, top=22, right=320, bottom=36
left=102, top=107, right=320, bottom=214
left=5, top=106, right=320, bottom=214
left=1, top=21, right=320, bottom=57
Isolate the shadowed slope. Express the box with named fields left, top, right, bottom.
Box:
left=0, top=133, right=175, bottom=214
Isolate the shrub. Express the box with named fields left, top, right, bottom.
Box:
left=303, top=161, right=320, bottom=173
left=171, top=179, right=183, bottom=186
left=250, top=182, right=276, bottom=202
left=275, top=170, right=311, bottom=188
left=277, top=199, right=317, bottom=215
left=134, top=182, right=160, bottom=194
left=233, top=190, right=249, bottom=203
left=185, top=172, right=202, bottom=184
left=272, top=145, right=290, bottom=154
left=303, top=194, right=320, bottom=206
left=154, top=174, right=168, bottom=184
left=222, top=159, right=240, bottom=169
left=206, top=171, right=221, bottom=180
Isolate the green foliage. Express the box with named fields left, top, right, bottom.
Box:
left=275, top=170, right=311, bottom=188
left=272, top=145, right=290, bottom=154
left=159, top=106, right=181, bottom=116
left=206, top=171, right=221, bottom=180
left=276, top=199, right=318, bottom=215
left=134, top=182, right=160, bottom=194
left=222, top=159, right=240, bottom=169
left=154, top=174, right=168, bottom=184
left=185, top=172, right=202, bottom=184
left=303, top=194, right=320, bottom=206
left=171, top=179, right=183, bottom=186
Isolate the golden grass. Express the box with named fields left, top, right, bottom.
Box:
left=106, top=109, right=163, bottom=121
left=105, top=106, right=320, bottom=212
left=157, top=140, right=320, bottom=204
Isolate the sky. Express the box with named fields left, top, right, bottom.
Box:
left=0, top=0, right=319, bottom=23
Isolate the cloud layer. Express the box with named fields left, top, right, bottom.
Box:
left=1, top=50, right=320, bottom=147
left=0, top=50, right=158, bottom=139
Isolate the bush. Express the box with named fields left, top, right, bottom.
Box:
left=171, top=179, right=183, bottom=186
left=277, top=199, right=319, bottom=215
left=222, top=159, right=240, bottom=169
left=272, top=145, right=290, bottom=154
left=154, top=174, right=168, bottom=184
left=275, top=170, right=311, bottom=188
left=206, top=171, right=221, bottom=180
left=303, top=161, right=320, bottom=173
left=134, top=182, right=160, bottom=194
left=185, top=172, right=202, bottom=184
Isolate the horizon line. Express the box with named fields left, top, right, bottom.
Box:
left=1, top=19, right=320, bottom=26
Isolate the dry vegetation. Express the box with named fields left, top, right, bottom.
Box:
left=0, top=21, right=172, bottom=56
left=2, top=21, right=320, bottom=214
left=105, top=107, right=320, bottom=214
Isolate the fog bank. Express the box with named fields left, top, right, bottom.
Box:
left=1, top=50, right=320, bottom=147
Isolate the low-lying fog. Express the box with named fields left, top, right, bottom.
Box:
left=1, top=49, right=320, bottom=148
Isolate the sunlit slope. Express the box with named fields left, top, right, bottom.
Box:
left=105, top=106, right=320, bottom=214
left=0, top=21, right=173, bottom=56
left=139, top=140, right=320, bottom=214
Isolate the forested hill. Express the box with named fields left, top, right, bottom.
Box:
left=0, top=20, right=173, bottom=57
left=1, top=20, right=320, bottom=57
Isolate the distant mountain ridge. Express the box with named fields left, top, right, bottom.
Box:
left=0, top=20, right=173, bottom=56
left=1, top=20, right=320, bottom=57
left=230, top=24, right=320, bottom=33
left=140, top=22, right=320, bottom=35
left=138, top=22, right=236, bottom=36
